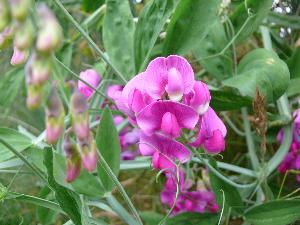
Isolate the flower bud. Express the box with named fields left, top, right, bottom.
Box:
left=45, top=85, right=65, bottom=144
left=70, top=89, right=90, bottom=141
left=36, top=3, right=63, bottom=53
left=63, top=133, right=81, bottom=182
left=9, top=0, right=31, bottom=21
left=0, top=26, right=13, bottom=49
left=25, top=52, right=51, bottom=85
left=10, top=47, right=29, bottom=65
left=77, top=133, right=98, bottom=173
left=14, top=19, right=34, bottom=50
left=0, top=0, right=10, bottom=32
left=26, top=84, right=43, bottom=110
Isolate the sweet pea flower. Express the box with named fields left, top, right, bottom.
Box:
left=184, top=81, right=211, bottom=115
left=139, top=132, right=191, bottom=165
left=115, top=72, right=153, bottom=118
left=136, top=101, right=199, bottom=137
left=191, top=107, right=227, bottom=153
left=107, top=84, right=123, bottom=101
left=11, top=47, right=29, bottom=66
left=78, top=69, right=101, bottom=98
left=144, top=55, right=195, bottom=101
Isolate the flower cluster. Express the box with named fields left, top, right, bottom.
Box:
left=278, top=109, right=300, bottom=180
left=161, top=169, right=218, bottom=215
left=0, top=0, right=63, bottom=109
left=114, top=55, right=227, bottom=170
left=110, top=55, right=225, bottom=214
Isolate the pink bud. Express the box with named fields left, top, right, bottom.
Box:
left=36, top=3, right=63, bottom=53
left=11, top=47, right=29, bottom=66
left=71, top=89, right=90, bottom=141
left=14, top=19, right=34, bottom=50
left=26, top=84, right=43, bottom=110
left=9, top=0, right=31, bottom=21
left=25, top=52, right=51, bottom=85
left=0, top=26, right=13, bottom=49
left=46, top=86, right=65, bottom=144
left=78, top=69, right=101, bottom=98
left=78, top=133, right=98, bottom=173
left=63, top=133, right=81, bottom=182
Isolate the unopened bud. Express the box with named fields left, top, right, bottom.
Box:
left=25, top=52, right=51, bottom=85
left=63, top=133, right=81, bottom=182
left=71, top=90, right=89, bottom=141
left=46, top=85, right=65, bottom=144
left=77, top=133, right=98, bottom=173
left=0, top=0, right=10, bottom=32
left=10, top=46, right=29, bottom=65
left=36, top=3, right=63, bottom=53
left=9, top=0, right=31, bottom=21
left=0, top=26, right=13, bottom=49
left=14, top=19, right=34, bottom=50
left=26, top=84, right=43, bottom=110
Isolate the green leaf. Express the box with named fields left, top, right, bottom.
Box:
left=210, top=89, right=252, bottom=111
left=223, top=48, right=290, bottom=103
left=287, top=46, right=300, bottom=79
left=230, top=0, right=273, bottom=42
left=56, top=43, right=73, bottom=78
left=96, top=107, right=121, bottom=192
left=0, top=128, right=32, bottom=162
left=163, top=0, right=220, bottom=55
left=193, top=19, right=233, bottom=79
left=0, top=68, right=24, bottom=107
left=165, top=212, right=219, bottom=225
left=245, top=200, right=300, bottom=225
left=103, top=0, right=135, bottom=79
left=82, top=0, right=104, bottom=12
left=287, top=77, right=300, bottom=97
left=37, top=187, right=57, bottom=225
left=268, top=12, right=300, bottom=30
left=44, top=148, right=82, bottom=225
left=208, top=159, right=244, bottom=215
left=140, top=211, right=163, bottom=225
left=134, top=0, right=180, bottom=71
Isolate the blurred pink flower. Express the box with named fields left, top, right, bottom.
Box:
left=11, top=47, right=29, bottom=66
left=78, top=69, right=101, bottom=98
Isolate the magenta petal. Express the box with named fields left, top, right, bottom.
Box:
left=128, top=88, right=146, bottom=114
left=165, top=68, right=184, bottom=101
left=78, top=69, right=101, bottom=98
left=161, top=112, right=181, bottom=137
left=139, top=132, right=191, bottom=163
left=152, top=151, right=176, bottom=171
left=144, top=55, right=195, bottom=99
left=204, top=130, right=225, bottom=153
left=136, top=101, right=199, bottom=136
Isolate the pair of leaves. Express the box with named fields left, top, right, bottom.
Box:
left=245, top=199, right=300, bottom=225
left=223, top=48, right=290, bottom=103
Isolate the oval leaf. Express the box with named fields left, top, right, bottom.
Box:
left=96, top=106, right=121, bottom=192
left=223, top=48, right=290, bottom=102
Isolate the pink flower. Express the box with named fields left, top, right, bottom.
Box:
left=11, top=47, right=29, bottom=66
left=191, top=107, right=227, bottom=153
left=115, top=73, right=153, bottom=118
left=139, top=132, right=191, bottom=165
left=136, top=101, right=199, bottom=137
left=78, top=69, right=101, bottom=98
left=107, top=84, right=123, bottom=100
left=184, top=81, right=211, bottom=115
left=144, top=55, right=195, bottom=101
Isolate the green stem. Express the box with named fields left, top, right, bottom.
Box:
left=277, top=170, right=288, bottom=199
left=97, top=152, right=143, bottom=225
left=52, top=0, right=127, bottom=84
left=241, top=107, right=260, bottom=169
